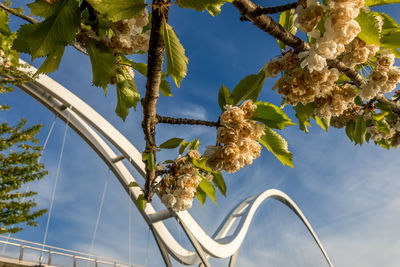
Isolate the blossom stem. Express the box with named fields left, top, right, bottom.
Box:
left=156, top=115, right=219, bottom=127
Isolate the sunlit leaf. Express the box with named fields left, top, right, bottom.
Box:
left=178, top=0, right=232, bottom=16
left=315, top=116, right=330, bottom=132
left=278, top=9, right=297, bottom=49
left=115, top=66, right=140, bottom=121
left=294, top=102, right=314, bottom=133
left=355, top=10, right=382, bottom=45
left=231, top=70, right=266, bottom=105
left=259, top=127, right=294, bottom=167
left=354, top=115, right=366, bottom=145
left=162, top=22, right=188, bottom=87
left=212, top=172, right=226, bottom=197
left=218, top=84, right=233, bottom=111
left=198, top=178, right=216, bottom=203
left=36, top=46, right=65, bottom=74
left=136, top=194, right=147, bottom=210
left=86, top=0, right=146, bottom=22
left=253, top=101, right=295, bottom=130
left=28, top=0, right=57, bottom=18
left=159, top=138, right=184, bottom=149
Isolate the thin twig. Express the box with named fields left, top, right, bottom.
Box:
left=0, top=3, right=87, bottom=55
left=156, top=115, right=219, bottom=127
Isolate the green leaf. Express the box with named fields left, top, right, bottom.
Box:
left=376, top=139, right=390, bottom=149
left=259, top=127, right=294, bottom=168
left=86, top=39, right=117, bottom=91
left=355, top=10, right=382, bottom=45
left=354, top=115, right=366, bottom=145
left=231, top=70, right=266, bottom=105
left=86, top=0, right=146, bottom=22
left=375, top=119, right=391, bottom=134
left=189, top=139, right=200, bottom=149
left=372, top=111, right=388, bottom=121
left=177, top=0, right=232, bottom=16
left=315, top=116, right=330, bottom=132
left=28, top=0, right=57, bottom=18
left=0, top=9, right=11, bottom=36
left=336, top=73, right=350, bottom=84
left=365, top=0, right=400, bottom=6
left=211, top=172, right=226, bottom=197
left=115, top=66, right=140, bottom=121
left=136, top=194, right=147, bottom=210
left=375, top=101, right=393, bottom=112
left=378, top=12, right=400, bottom=35
left=179, top=140, right=189, bottom=154
left=196, top=186, right=207, bottom=206
left=218, top=84, right=233, bottom=111
left=143, top=152, right=155, bottom=171
left=198, top=178, right=216, bottom=203
left=253, top=101, right=295, bottom=130
left=278, top=9, right=297, bottom=49
left=36, top=46, right=65, bottom=74
left=159, top=138, right=184, bottom=149
left=127, top=181, right=140, bottom=187
left=346, top=120, right=355, bottom=141
left=127, top=60, right=172, bottom=96
left=293, top=102, right=315, bottom=133
left=14, top=0, right=80, bottom=59
left=381, top=31, right=400, bottom=48
left=354, top=96, right=364, bottom=106
left=192, top=157, right=214, bottom=172
left=162, top=22, right=188, bottom=87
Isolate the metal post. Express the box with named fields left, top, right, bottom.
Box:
left=48, top=250, right=53, bottom=265
left=73, top=255, right=77, bottom=267
left=19, top=245, right=24, bottom=261
left=229, top=250, right=239, bottom=267
left=95, top=259, right=98, bottom=267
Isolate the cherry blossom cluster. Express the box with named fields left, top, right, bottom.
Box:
left=297, top=0, right=365, bottom=72
left=367, top=120, right=400, bottom=145
left=158, top=149, right=212, bottom=212
left=205, top=100, right=265, bottom=173
left=359, top=51, right=400, bottom=100
left=106, top=9, right=150, bottom=54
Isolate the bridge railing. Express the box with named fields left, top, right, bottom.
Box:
left=0, top=235, right=144, bottom=267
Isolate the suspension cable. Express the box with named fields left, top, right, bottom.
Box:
left=42, top=110, right=71, bottom=249
left=88, top=169, right=111, bottom=257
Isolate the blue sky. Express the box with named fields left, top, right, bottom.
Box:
left=2, top=1, right=400, bottom=266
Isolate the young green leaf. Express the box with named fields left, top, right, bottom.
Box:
left=0, top=9, right=11, bottom=36
left=115, top=66, right=140, bottom=121
left=346, top=120, right=356, bottom=141
left=127, top=181, right=140, bottom=187
left=231, top=70, right=266, bottom=105
left=378, top=12, right=400, bottom=35
left=86, top=0, right=146, bottom=22
left=36, top=46, right=65, bottom=74
left=86, top=39, right=117, bottom=91
left=136, top=194, right=147, bottom=210
left=162, top=22, right=188, bottom=87
left=192, top=157, right=214, bottom=173
left=382, top=31, right=400, bottom=48
left=253, top=101, right=295, bottom=130
left=218, top=84, right=233, bottom=111
left=354, top=96, right=364, bottom=106
left=179, top=140, right=189, bottom=154
left=355, top=10, right=382, bottom=45
left=159, top=138, right=184, bottom=149
left=212, top=172, right=226, bottom=197
left=198, top=178, right=216, bottom=203
left=14, top=0, right=80, bottom=59
left=177, top=0, right=232, bottom=16
left=372, top=112, right=388, bottom=121
left=375, top=119, right=391, bottom=134
left=196, top=186, right=207, bottom=206
left=294, top=102, right=315, bottom=133
left=27, top=0, right=57, bottom=18
left=315, top=116, right=330, bottom=132
left=354, top=115, right=366, bottom=145
left=259, top=127, right=294, bottom=168
left=189, top=139, right=200, bottom=149
left=278, top=9, right=297, bottom=49
left=365, top=0, right=400, bottom=6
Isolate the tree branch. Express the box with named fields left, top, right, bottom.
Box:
left=156, top=115, right=219, bottom=127
left=232, top=0, right=309, bottom=52
left=240, top=2, right=298, bottom=20
left=0, top=3, right=87, bottom=55
left=141, top=1, right=170, bottom=202
left=374, top=94, right=400, bottom=116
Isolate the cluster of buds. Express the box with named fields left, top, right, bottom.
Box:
left=359, top=51, right=400, bottom=100
left=205, top=100, right=265, bottom=173
left=367, top=120, right=400, bottom=146
left=330, top=104, right=360, bottom=128
left=158, top=149, right=212, bottom=212
left=263, top=52, right=299, bottom=78
left=298, top=0, right=364, bottom=72
left=106, top=9, right=150, bottom=54
left=342, top=37, right=379, bottom=68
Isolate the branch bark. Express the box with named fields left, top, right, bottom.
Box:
left=157, top=115, right=218, bottom=127
left=141, top=0, right=170, bottom=202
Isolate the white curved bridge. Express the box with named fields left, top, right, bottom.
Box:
left=8, top=61, right=334, bottom=267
